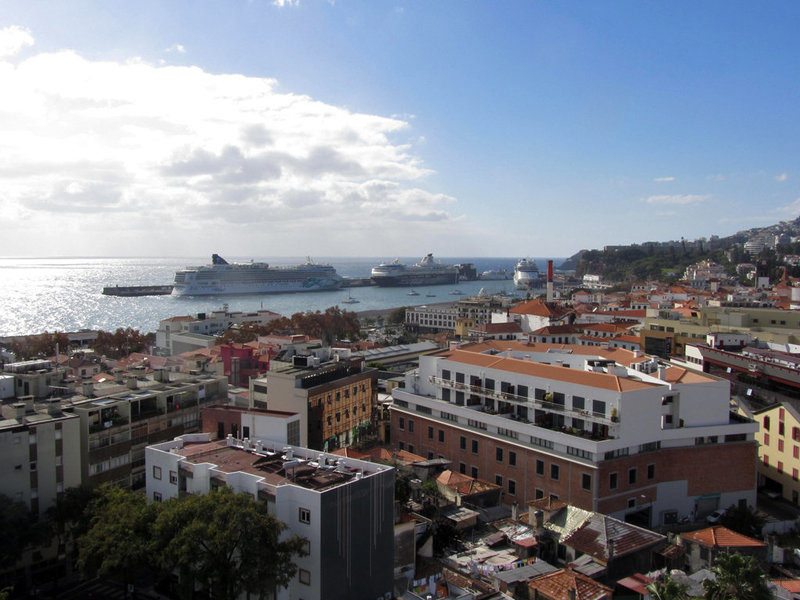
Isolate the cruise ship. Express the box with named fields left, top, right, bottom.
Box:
left=172, top=254, right=343, bottom=296
left=370, top=253, right=459, bottom=287
left=513, top=258, right=542, bottom=290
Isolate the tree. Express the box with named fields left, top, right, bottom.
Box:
left=77, top=485, right=158, bottom=585
left=646, top=572, right=689, bottom=600
left=153, top=487, right=307, bottom=600
left=92, top=328, right=153, bottom=359
left=702, top=552, right=770, bottom=600
left=0, top=494, right=37, bottom=573
left=719, top=503, right=765, bottom=539
left=387, top=307, right=407, bottom=325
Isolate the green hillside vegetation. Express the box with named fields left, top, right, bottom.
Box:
left=575, top=245, right=736, bottom=284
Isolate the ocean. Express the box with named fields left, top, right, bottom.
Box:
left=0, top=256, right=564, bottom=337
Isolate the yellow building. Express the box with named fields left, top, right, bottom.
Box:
left=752, top=402, right=800, bottom=505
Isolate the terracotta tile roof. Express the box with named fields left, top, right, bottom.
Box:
left=528, top=497, right=568, bottom=512
left=439, top=348, right=655, bottom=392
left=611, top=335, right=641, bottom=344
left=616, top=573, right=653, bottom=595
left=509, top=298, right=573, bottom=319
left=772, top=579, right=800, bottom=593
left=436, top=469, right=499, bottom=495
left=528, top=568, right=612, bottom=600
left=680, top=526, right=766, bottom=548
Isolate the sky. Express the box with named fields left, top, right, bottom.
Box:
left=0, top=1, right=799, bottom=259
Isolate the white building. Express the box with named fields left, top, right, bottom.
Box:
left=155, top=309, right=282, bottom=355
left=146, top=434, right=394, bottom=600
left=391, top=340, right=758, bottom=527
left=0, top=398, right=81, bottom=515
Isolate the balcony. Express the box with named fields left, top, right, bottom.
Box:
left=431, top=376, right=616, bottom=427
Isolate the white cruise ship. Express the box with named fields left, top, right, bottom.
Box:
left=173, top=254, right=343, bottom=296
left=513, top=258, right=541, bottom=290
left=370, top=253, right=459, bottom=287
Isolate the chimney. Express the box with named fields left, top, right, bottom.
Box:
left=82, top=379, right=94, bottom=397
left=114, top=369, right=123, bottom=384
left=46, top=399, right=61, bottom=416
left=126, top=376, right=138, bottom=390
left=546, top=260, right=554, bottom=303
left=511, top=501, right=519, bottom=521
left=657, top=364, right=668, bottom=380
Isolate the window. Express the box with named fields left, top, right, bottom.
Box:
left=610, top=472, right=618, bottom=489
left=169, top=470, right=178, bottom=484
left=508, top=479, right=516, bottom=495
left=551, top=464, right=559, bottom=480
left=779, top=439, right=784, bottom=452
left=408, top=420, right=414, bottom=433
left=764, top=433, right=770, bottom=446
left=764, top=416, right=770, bottom=431
left=763, top=455, right=769, bottom=466
left=471, top=466, right=478, bottom=479
left=627, top=498, right=636, bottom=508
left=780, top=422, right=785, bottom=436
left=299, top=507, right=311, bottom=524
left=399, top=417, right=405, bottom=430
left=408, top=444, right=414, bottom=453
left=460, top=435, right=466, bottom=450
left=495, top=475, right=503, bottom=487
left=592, top=399, right=606, bottom=416
left=438, top=429, right=445, bottom=443
left=472, top=440, right=479, bottom=454
left=398, top=441, right=404, bottom=450
left=778, top=461, right=784, bottom=474
left=459, top=462, right=466, bottom=474
left=629, top=468, right=637, bottom=484
left=573, top=396, right=585, bottom=410
left=496, top=447, right=504, bottom=462
left=153, top=465, right=162, bottom=480
left=153, top=492, right=162, bottom=502
left=428, top=426, right=433, bottom=439
left=509, top=451, right=517, bottom=466
left=647, top=464, right=655, bottom=480
left=299, top=568, right=311, bottom=586
left=535, top=488, right=544, bottom=499
left=582, top=473, right=591, bottom=491
left=794, top=469, right=798, bottom=482
left=794, top=446, right=799, bottom=459
left=536, top=459, right=545, bottom=476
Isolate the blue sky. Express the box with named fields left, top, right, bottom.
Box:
left=0, top=1, right=798, bottom=258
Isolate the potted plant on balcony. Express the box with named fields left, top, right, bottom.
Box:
left=611, top=407, right=618, bottom=422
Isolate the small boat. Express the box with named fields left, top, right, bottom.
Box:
left=425, top=293, right=436, bottom=297
left=341, top=291, right=360, bottom=304
left=407, top=290, right=420, bottom=296
left=449, top=289, right=464, bottom=295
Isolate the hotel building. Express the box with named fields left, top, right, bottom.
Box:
left=390, top=340, right=758, bottom=527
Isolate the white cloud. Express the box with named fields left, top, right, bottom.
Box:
left=653, top=176, right=674, bottom=182
left=645, top=194, right=710, bottom=206
left=272, top=0, right=300, bottom=6
left=0, top=33, right=453, bottom=255
left=774, top=198, right=800, bottom=218
left=776, top=173, right=788, bottom=182
left=0, top=26, right=34, bottom=59
left=165, top=43, right=186, bottom=54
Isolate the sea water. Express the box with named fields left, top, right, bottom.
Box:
left=0, top=256, right=563, bottom=337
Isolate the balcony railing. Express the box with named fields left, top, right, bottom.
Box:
left=431, top=376, right=615, bottom=426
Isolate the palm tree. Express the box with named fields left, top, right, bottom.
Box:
left=702, top=552, right=770, bottom=600
left=646, top=571, right=690, bottom=600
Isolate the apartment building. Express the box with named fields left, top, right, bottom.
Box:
left=0, top=397, right=81, bottom=515
left=69, top=370, right=228, bottom=488
left=146, top=434, right=394, bottom=600
left=390, top=340, right=757, bottom=528
left=250, top=352, right=378, bottom=450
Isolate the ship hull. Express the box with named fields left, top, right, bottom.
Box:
left=173, top=277, right=342, bottom=296
left=371, top=272, right=459, bottom=287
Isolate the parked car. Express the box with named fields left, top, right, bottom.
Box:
left=706, top=509, right=725, bottom=524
